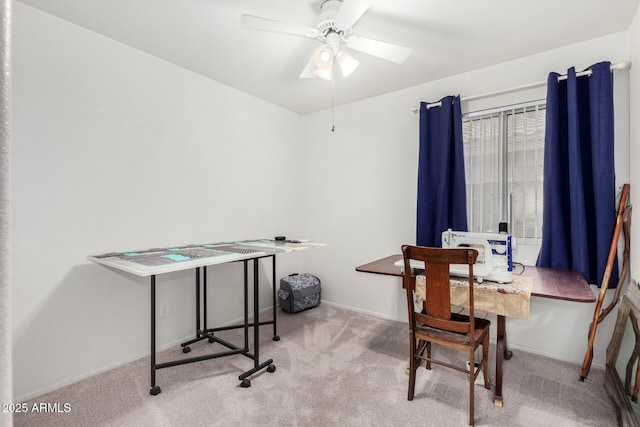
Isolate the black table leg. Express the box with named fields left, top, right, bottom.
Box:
left=272, top=255, right=280, bottom=341
left=238, top=257, right=275, bottom=387
left=150, top=275, right=161, bottom=395
left=180, top=268, right=210, bottom=352
left=148, top=257, right=276, bottom=393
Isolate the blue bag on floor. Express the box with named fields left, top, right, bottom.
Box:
left=278, top=273, right=321, bottom=313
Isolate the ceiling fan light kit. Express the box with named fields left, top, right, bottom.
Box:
left=336, top=51, right=359, bottom=77
left=240, top=0, right=412, bottom=82
left=313, top=46, right=334, bottom=69
left=310, top=45, right=358, bottom=80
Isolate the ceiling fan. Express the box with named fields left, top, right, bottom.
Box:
left=241, top=0, right=413, bottom=81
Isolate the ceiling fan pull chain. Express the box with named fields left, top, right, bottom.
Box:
left=331, top=61, right=335, bottom=132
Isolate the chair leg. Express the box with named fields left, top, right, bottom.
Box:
left=416, top=339, right=427, bottom=369
left=469, top=348, right=475, bottom=426
left=408, top=334, right=417, bottom=401
left=426, top=341, right=432, bottom=370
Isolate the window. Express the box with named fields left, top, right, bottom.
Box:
left=462, top=101, right=545, bottom=244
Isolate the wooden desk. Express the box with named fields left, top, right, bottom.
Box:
left=355, top=254, right=595, bottom=406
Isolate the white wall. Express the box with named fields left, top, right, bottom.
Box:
left=624, top=0, right=640, bottom=373
left=610, top=1, right=640, bottom=389
left=12, top=1, right=639, bottom=401
left=301, top=32, right=631, bottom=368
left=11, top=3, right=307, bottom=400
left=630, top=0, right=640, bottom=282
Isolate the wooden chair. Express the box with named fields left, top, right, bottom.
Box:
left=401, top=245, right=491, bottom=427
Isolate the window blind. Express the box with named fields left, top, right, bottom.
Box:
left=462, top=101, right=545, bottom=243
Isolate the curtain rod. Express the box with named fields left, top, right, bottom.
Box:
left=411, top=61, right=631, bottom=113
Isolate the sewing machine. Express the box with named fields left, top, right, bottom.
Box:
left=441, top=229, right=513, bottom=283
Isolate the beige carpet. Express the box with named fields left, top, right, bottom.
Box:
left=15, top=304, right=616, bottom=426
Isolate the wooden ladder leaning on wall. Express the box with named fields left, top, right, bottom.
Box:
left=580, top=183, right=632, bottom=381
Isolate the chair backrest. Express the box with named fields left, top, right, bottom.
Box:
left=402, top=245, right=478, bottom=335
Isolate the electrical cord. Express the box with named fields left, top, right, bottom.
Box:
left=512, top=262, right=525, bottom=275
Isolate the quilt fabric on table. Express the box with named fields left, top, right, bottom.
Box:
left=416, top=274, right=533, bottom=319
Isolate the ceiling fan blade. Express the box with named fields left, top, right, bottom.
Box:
left=333, top=0, right=374, bottom=30
left=300, top=57, right=317, bottom=79
left=346, top=36, right=413, bottom=64
left=241, top=14, right=318, bottom=38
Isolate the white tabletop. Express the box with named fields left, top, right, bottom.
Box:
left=87, top=240, right=325, bottom=277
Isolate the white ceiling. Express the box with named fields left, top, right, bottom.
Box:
left=17, top=0, right=640, bottom=114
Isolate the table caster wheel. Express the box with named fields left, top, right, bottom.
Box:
left=240, top=379, right=251, bottom=388
left=182, top=346, right=191, bottom=354
left=267, top=364, right=276, bottom=373
left=273, top=335, right=280, bottom=341
left=150, top=386, right=161, bottom=396
left=208, top=337, right=215, bottom=343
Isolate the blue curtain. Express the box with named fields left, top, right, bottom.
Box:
left=536, top=61, right=617, bottom=287
left=416, top=95, right=467, bottom=247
